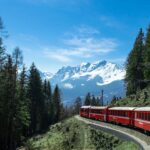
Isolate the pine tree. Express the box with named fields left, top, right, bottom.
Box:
left=0, top=17, right=6, bottom=69
left=53, top=85, right=61, bottom=123
left=91, top=95, right=97, bottom=106
left=95, top=97, right=101, bottom=106
left=144, top=25, right=150, bottom=85
left=17, top=66, right=30, bottom=138
left=84, top=92, right=91, bottom=105
left=27, top=63, right=44, bottom=134
left=74, top=97, right=82, bottom=114
left=0, top=55, right=16, bottom=150
left=125, top=29, right=145, bottom=95
left=41, top=80, right=52, bottom=129
left=47, top=81, right=53, bottom=124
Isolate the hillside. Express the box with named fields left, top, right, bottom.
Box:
left=20, top=117, right=140, bottom=150
left=112, top=86, right=150, bottom=107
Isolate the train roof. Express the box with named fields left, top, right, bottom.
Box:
left=90, top=106, right=108, bottom=109
left=81, top=106, right=91, bottom=109
left=108, top=107, right=136, bottom=111
left=135, top=107, right=150, bottom=111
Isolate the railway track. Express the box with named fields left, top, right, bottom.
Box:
left=75, top=115, right=150, bottom=150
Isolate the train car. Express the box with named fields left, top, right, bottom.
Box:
left=80, top=106, right=91, bottom=118
left=108, top=107, right=136, bottom=126
left=89, top=106, right=109, bottom=121
left=134, top=107, right=150, bottom=132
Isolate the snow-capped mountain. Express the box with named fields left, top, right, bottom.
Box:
left=41, top=60, right=126, bottom=105
left=51, top=60, right=125, bottom=86
left=39, top=71, right=53, bottom=80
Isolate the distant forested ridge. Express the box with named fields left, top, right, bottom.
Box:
left=0, top=17, right=67, bottom=150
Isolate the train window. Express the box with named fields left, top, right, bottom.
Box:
left=121, top=111, right=123, bottom=116
left=148, top=113, right=150, bottom=121
left=139, top=112, right=141, bottom=119
left=123, top=111, right=125, bottom=117
left=145, top=113, right=147, bottom=120
left=119, top=111, right=121, bottom=116
left=142, top=113, right=144, bottom=120
left=139, top=113, right=141, bottom=119
left=137, top=112, right=139, bottom=119
left=123, top=112, right=125, bottom=117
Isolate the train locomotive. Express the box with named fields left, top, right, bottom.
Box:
left=80, top=106, right=150, bottom=133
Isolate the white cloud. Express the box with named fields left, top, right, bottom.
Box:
left=43, top=36, right=118, bottom=62
left=43, top=25, right=119, bottom=63
left=63, top=83, right=74, bottom=89
left=44, top=49, right=72, bottom=62
left=64, top=37, right=117, bottom=53
left=76, top=25, right=100, bottom=35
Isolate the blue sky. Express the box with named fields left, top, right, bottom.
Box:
left=0, top=0, right=150, bottom=73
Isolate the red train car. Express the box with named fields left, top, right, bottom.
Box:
left=108, top=107, right=136, bottom=126
left=80, top=106, right=150, bottom=134
left=80, top=106, right=91, bottom=118
left=134, top=107, right=150, bottom=132
left=89, top=106, right=109, bottom=121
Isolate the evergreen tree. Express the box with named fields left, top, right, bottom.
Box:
left=95, top=97, right=101, bottom=106
left=47, top=81, right=53, bottom=124
left=74, top=97, right=82, bottom=114
left=84, top=92, right=91, bottom=105
left=42, top=80, right=52, bottom=129
left=0, top=56, right=17, bottom=150
left=27, top=63, right=44, bottom=134
left=91, top=95, right=97, bottom=106
left=53, top=85, right=61, bottom=122
left=17, top=66, right=30, bottom=138
left=0, top=17, right=6, bottom=69
left=111, top=95, right=117, bottom=105
left=125, top=29, right=145, bottom=95
left=144, top=25, right=150, bottom=85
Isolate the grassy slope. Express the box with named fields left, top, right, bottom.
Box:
left=22, top=117, right=140, bottom=150
left=113, top=86, right=150, bottom=107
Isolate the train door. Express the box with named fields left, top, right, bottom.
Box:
left=104, top=108, right=108, bottom=122
left=130, top=111, right=135, bottom=127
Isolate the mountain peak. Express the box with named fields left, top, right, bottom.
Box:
left=40, top=60, right=126, bottom=105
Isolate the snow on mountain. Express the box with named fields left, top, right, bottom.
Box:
left=41, top=60, right=126, bottom=105
left=39, top=71, right=53, bottom=80
left=51, top=60, right=125, bottom=86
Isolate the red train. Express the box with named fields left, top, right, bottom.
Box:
left=80, top=106, right=150, bottom=133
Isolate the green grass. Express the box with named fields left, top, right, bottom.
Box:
left=114, top=141, right=140, bottom=150
left=21, top=117, right=140, bottom=150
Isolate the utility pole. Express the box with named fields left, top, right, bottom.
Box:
left=101, top=89, right=104, bottom=106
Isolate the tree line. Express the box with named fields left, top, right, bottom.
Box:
left=0, top=17, right=64, bottom=150
left=125, top=25, right=150, bottom=96
left=83, top=92, right=102, bottom=106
